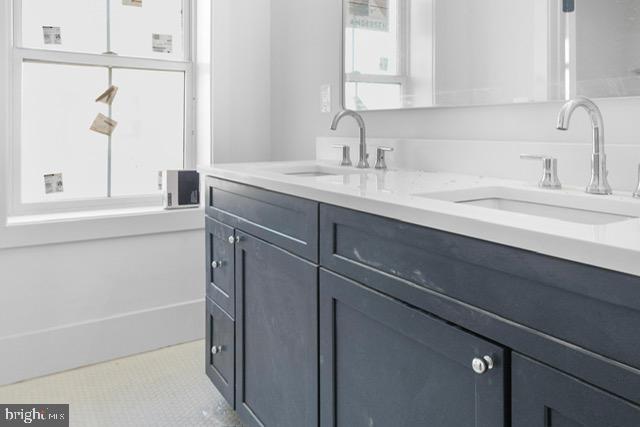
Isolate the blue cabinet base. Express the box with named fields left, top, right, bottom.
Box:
left=205, top=177, right=640, bottom=426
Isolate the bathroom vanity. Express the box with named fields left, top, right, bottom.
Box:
left=201, top=162, right=640, bottom=427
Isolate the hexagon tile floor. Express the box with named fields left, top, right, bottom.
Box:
left=0, top=340, right=243, bottom=427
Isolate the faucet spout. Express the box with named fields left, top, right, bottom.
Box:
left=330, top=110, right=369, bottom=169
left=556, top=97, right=612, bottom=195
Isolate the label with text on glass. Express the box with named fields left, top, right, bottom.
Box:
left=90, top=113, right=118, bottom=136
left=123, top=0, right=142, bottom=6
left=44, top=173, right=64, bottom=194
left=348, top=0, right=389, bottom=32
left=152, top=34, right=173, bottom=53
left=1, top=404, right=69, bottom=426
left=42, top=26, right=62, bottom=45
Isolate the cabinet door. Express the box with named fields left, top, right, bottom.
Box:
left=235, top=232, right=318, bottom=427
left=512, top=354, right=640, bottom=426
left=205, top=217, right=235, bottom=317
left=320, top=269, right=505, bottom=427
left=205, top=298, right=235, bottom=408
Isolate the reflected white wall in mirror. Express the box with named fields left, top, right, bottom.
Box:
left=343, top=0, right=640, bottom=111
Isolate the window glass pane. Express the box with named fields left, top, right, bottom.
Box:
left=21, top=62, right=109, bottom=203
left=110, top=0, right=185, bottom=60
left=345, top=82, right=402, bottom=110
left=110, top=69, right=185, bottom=197
left=345, top=0, right=400, bottom=75
left=20, top=0, right=107, bottom=54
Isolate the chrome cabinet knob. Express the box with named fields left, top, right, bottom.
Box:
left=375, top=146, right=394, bottom=170
left=211, top=345, right=223, bottom=355
left=472, top=356, right=494, bottom=375
left=332, top=144, right=353, bottom=167
left=228, top=236, right=241, bottom=244
left=211, top=260, right=223, bottom=269
left=520, top=154, right=562, bottom=189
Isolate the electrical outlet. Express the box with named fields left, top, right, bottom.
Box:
left=321, top=84, right=331, bottom=113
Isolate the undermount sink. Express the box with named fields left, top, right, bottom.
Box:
left=415, top=187, right=639, bottom=225
left=263, top=164, right=359, bottom=178
left=284, top=171, right=337, bottom=177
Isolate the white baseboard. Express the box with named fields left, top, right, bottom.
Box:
left=0, top=299, right=205, bottom=386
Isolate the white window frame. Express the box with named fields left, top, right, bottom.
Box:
left=8, top=0, right=196, bottom=217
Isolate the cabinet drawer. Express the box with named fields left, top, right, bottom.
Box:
left=512, top=354, right=640, bottom=426
left=205, top=298, right=235, bottom=408
left=319, top=204, right=640, bottom=375
left=205, top=177, right=318, bottom=262
left=320, top=269, right=505, bottom=427
left=206, top=217, right=235, bottom=318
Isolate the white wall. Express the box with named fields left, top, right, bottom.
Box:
left=0, top=231, right=204, bottom=385
left=434, top=0, right=545, bottom=105
left=269, top=0, right=640, bottom=163
left=213, top=0, right=272, bottom=164
left=575, top=0, right=640, bottom=97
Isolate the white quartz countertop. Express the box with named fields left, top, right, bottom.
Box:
left=200, top=161, right=640, bottom=277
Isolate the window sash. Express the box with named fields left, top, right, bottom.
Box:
left=343, top=0, right=410, bottom=106
left=8, top=0, right=196, bottom=217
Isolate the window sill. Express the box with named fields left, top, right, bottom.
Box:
left=1, top=206, right=204, bottom=250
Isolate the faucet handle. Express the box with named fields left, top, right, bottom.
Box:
left=375, top=147, right=394, bottom=170
left=633, top=164, right=640, bottom=198
left=332, top=144, right=352, bottom=167
left=520, top=154, right=562, bottom=189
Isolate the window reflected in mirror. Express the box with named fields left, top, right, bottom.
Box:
left=343, top=0, right=640, bottom=111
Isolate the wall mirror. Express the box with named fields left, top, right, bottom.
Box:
left=342, top=0, right=640, bottom=111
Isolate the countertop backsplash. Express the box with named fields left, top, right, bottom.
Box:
left=316, top=137, right=640, bottom=194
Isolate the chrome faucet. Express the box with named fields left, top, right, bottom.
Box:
left=556, top=97, right=612, bottom=195
left=330, top=110, right=369, bottom=169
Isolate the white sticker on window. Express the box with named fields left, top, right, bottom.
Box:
left=152, top=34, right=173, bottom=53
left=90, top=113, right=118, bottom=136
left=42, top=26, right=62, bottom=45
left=379, top=57, right=389, bottom=71
left=44, top=173, right=64, bottom=194
left=123, top=0, right=142, bottom=6
left=95, top=85, right=119, bottom=105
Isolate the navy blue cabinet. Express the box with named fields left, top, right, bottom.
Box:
left=235, top=232, right=318, bottom=427
left=205, top=297, right=235, bottom=407
left=205, top=217, right=236, bottom=318
left=320, top=269, right=505, bottom=427
left=205, top=177, right=640, bottom=427
left=512, top=354, right=640, bottom=426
